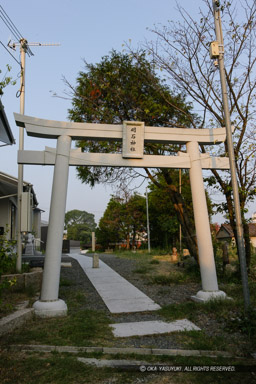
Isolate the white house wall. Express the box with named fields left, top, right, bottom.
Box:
left=0, top=199, right=11, bottom=238
left=251, top=237, right=256, bottom=248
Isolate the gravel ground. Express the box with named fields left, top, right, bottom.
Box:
left=61, top=254, right=197, bottom=349
left=60, top=253, right=248, bottom=353
left=99, top=254, right=201, bottom=307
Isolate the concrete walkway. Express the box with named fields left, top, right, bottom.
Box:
left=111, top=319, right=201, bottom=337
left=69, top=253, right=161, bottom=314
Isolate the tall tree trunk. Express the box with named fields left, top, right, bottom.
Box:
left=145, top=168, right=199, bottom=261
left=132, top=226, right=136, bottom=248
left=224, top=188, right=251, bottom=271
left=243, top=222, right=251, bottom=272
left=126, top=234, right=130, bottom=249
left=170, top=188, right=198, bottom=262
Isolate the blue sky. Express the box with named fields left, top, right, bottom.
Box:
left=0, top=0, right=225, bottom=224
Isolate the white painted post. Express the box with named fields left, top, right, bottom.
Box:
left=33, top=135, right=71, bottom=317
left=187, top=141, right=226, bottom=302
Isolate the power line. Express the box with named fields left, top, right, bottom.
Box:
left=0, top=40, right=21, bottom=66
left=0, top=5, right=34, bottom=57
left=0, top=5, right=22, bottom=41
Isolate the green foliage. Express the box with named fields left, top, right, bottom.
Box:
left=146, top=171, right=212, bottom=249
left=178, top=330, right=228, bottom=352
left=150, top=258, right=160, bottom=264
left=0, top=65, right=16, bottom=96
left=148, top=171, right=194, bottom=249
left=59, top=278, right=73, bottom=287
left=96, top=193, right=146, bottom=248
left=68, top=50, right=203, bottom=258
left=150, top=271, right=187, bottom=285
left=225, top=307, right=256, bottom=339
left=7, top=308, right=112, bottom=347
left=0, top=231, right=16, bottom=275
left=158, top=301, right=199, bottom=321
left=68, top=50, right=197, bottom=187
left=0, top=228, right=17, bottom=300
left=64, top=209, right=96, bottom=244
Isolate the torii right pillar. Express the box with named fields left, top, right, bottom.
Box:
left=187, top=141, right=226, bottom=302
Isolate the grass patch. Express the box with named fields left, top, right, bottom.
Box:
left=0, top=287, right=36, bottom=318
left=60, top=278, right=73, bottom=287
left=114, top=250, right=153, bottom=262
left=224, top=307, right=256, bottom=340
left=158, top=301, right=199, bottom=321
left=59, top=287, right=88, bottom=312
left=4, top=309, right=113, bottom=347
left=150, top=272, right=187, bottom=285
left=175, top=330, right=228, bottom=351
left=157, top=298, right=256, bottom=355
left=159, top=298, right=239, bottom=323
left=133, top=264, right=153, bottom=274
left=0, top=351, right=255, bottom=384
left=150, top=259, right=160, bottom=265
left=1, top=249, right=256, bottom=383
left=0, top=352, right=141, bottom=384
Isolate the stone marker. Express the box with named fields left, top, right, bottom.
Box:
left=93, top=253, right=99, bottom=268
left=172, top=247, right=178, bottom=262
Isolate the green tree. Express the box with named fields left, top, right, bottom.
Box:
left=97, top=193, right=146, bottom=249
left=145, top=0, right=256, bottom=267
left=96, top=198, right=123, bottom=249
left=64, top=209, right=96, bottom=244
left=0, top=65, right=16, bottom=95
left=148, top=171, right=193, bottom=249
left=148, top=171, right=213, bottom=250
left=67, top=51, right=200, bottom=259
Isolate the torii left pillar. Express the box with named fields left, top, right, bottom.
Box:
left=33, top=135, right=71, bottom=317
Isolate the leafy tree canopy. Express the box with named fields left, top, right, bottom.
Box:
left=64, top=209, right=96, bottom=244
left=67, top=50, right=201, bottom=258
left=96, top=192, right=146, bottom=249
left=148, top=170, right=213, bottom=249
left=68, top=50, right=197, bottom=187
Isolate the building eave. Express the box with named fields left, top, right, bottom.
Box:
left=0, top=101, right=15, bottom=145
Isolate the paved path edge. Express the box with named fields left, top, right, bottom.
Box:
left=0, top=308, right=34, bottom=336
left=8, top=344, right=234, bottom=358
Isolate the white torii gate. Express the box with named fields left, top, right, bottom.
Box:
left=15, top=113, right=230, bottom=317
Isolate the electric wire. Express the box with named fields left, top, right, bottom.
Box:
left=0, top=40, right=21, bottom=66
left=0, top=5, right=34, bottom=57
left=0, top=6, right=22, bottom=41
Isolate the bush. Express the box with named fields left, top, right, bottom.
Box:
left=225, top=307, right=256, bottom=339
left=0, top=228, right=17, bottom=299
left=151, top=272, right=187, bottom=285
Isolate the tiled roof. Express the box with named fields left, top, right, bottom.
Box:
left=217, top=223, right=256, bottom=238
left=249, top=223, right=256, bottom=237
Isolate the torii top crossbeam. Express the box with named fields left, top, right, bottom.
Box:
left=14, top=113, right=228, bottom=145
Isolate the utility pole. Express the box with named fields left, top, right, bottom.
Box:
left=179, top=169, right=182, bottom=256
left=146, top=187, right=151, bottom=253
left=211, top=1, right=250, bottom=310
left=11, top=39, right=60, bottom=272
left=16, top=38, right=26, bottom=272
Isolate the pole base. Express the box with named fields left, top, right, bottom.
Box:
left=191, top=290, right=227, bottom=303
left=33, top=299, right=67, bottom=318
